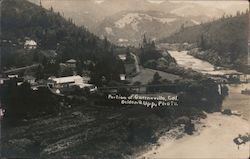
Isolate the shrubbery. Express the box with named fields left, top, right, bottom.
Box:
left=0, top=79, right=60, bottom=122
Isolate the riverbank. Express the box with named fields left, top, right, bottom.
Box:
left=158, top=43, right=249, bottom=74
left=187, top=48, right=249, bottom=74
left=138, top=112, right=250, bottom=159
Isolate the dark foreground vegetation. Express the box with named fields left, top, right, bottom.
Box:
left=1, top=96, right=205, bottom=159
left=0, top=75, right=227, bottom=158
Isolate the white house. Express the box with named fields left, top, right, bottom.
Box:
left=52, top=75, right=84, bottom=85
left=8, top=74, right=18, bottom=78
left=51, top=75, right=90, bottom=87
left=120, top=74, right=126, bottom=81
left=66, top=59, right=77, bottom=68
left=0, top=78, right=9, bottom=85
left=24, top=40, right=37, bottom=49
left=118, top=54, right=126, bottom=61
left=23, top=75, right=36, bottom=85
left=49, top=75, right=97, bottom=93
left=0, top=108, right=5, bottom=119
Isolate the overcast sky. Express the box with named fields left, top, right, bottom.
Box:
left=170, top=0, right=248, bottom=8
left=35, top=0, right=249, bottom=10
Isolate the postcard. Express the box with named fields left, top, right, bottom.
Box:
left=0, top=0, right=249, bottom=158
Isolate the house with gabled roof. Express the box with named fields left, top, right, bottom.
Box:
left=24, top=39, right=37, bottom=50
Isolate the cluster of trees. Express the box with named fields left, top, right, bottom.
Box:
left=90, top=54, right=125, bottom=86
left=139, top=35, right=176, bottom=70
left=0, top=80, right=60, bottom=122
left=124, top=47, right=134, bottom=64
left=139, top=35, right=162, bottom=65
left=176, top=78, right=225, bottom=112
left=0, top=79, right=93, bottom=123
left=197, top=12, right=248, bottom=63
left=145, top=72, right=226, bottom=112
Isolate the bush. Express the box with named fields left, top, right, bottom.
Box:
left=0, top=80, right=60, bottom=121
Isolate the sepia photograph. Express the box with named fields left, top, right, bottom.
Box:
left=0, top=0, right=249, bottom=158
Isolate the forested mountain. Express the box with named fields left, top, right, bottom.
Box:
left=1, top=0, right=124, bottom=83
left=28, top=0, right=247, bottom=32
left=2, top=0, right=101, bottom=51
left=94, top=10, right=199, bottom=46
left=160, top=12, right=249, bottom=67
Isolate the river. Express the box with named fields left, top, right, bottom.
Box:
left=138, top=48, right=250, bottom=159
left=167, top=50, right=250, bottom=120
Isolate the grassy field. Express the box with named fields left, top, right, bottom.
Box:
left=130, top=67, right=181, bottom=85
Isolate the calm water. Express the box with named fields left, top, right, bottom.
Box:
left=168, top=50, right=250, bottom=120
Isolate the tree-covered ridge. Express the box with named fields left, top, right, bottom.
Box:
left=1, top=0, right=124, bottom=83
left=139, top=35, right=176, bottom=67
left=160, top=11, right=249, bottom=66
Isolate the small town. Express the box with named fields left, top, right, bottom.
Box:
left=0, top=0, right=250, bottom=159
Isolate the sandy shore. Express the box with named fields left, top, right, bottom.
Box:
left=138, top=112, right=250, bottom=159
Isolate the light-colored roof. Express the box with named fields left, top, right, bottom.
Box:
left=24, top=40, right=37, bottom=46
left=120, top=74, right=126, bottom=80
left=118, top=54, right=126, bottom=60
left=52, top=75, right=82, bottom=84
left=66, top=59, right=77, bottom=63
left=8, top=74, right=18, bottom=78
left=52, top=75, right=90, bottom=84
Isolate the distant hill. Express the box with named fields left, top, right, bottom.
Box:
left=160, top=12, right=249, bottom=66
left=1, top=0, right=104, bottom=51
left=94, top=10, right=200, bottom=46
left=27, top=0, right=247, bottom=48
left=27, top=0, right=244, bottom=32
